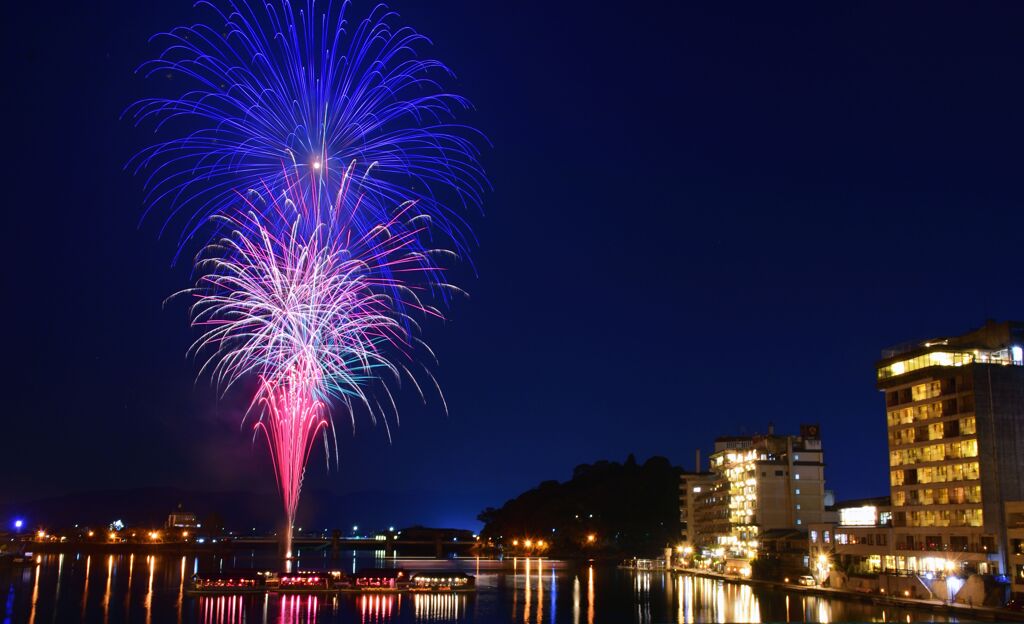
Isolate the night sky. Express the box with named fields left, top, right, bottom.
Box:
left=5, top=1, right=1024, bottom=530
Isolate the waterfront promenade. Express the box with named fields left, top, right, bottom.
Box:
left=669, top=566, right=1024, bottom=622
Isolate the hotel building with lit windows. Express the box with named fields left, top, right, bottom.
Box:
left=683, top=425, right=829, bottom=568
left=877, top=319, right=1024, bottom=576
left=811, top=320, right=1024, bottom=583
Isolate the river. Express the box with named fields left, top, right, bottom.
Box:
left=2, top=549, right=973, bottom=623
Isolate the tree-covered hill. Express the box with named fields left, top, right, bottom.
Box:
left=478, top=454, right=681, bottom=557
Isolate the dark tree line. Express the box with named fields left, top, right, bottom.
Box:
left=478, top=454, right=682, bottom=556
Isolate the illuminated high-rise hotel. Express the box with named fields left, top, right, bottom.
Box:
left=877, top=319, right=1024, bottom=575
left=686, top=425, right=829, bottom=564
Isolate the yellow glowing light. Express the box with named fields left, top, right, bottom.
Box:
left=182, top=531, right=189, bottom=538
left=587, top=534, right=597, bottom=543
left=524, top=540, right=533, bottom=548
left=108, top=532, right=116, bottom=541
left=512, top=539, right=519, bottom=546
left=684, top=546, right=693, bottom=555
left=87, top=530, right=95, bottom=538
left=675, top=545, right=684, bottom=553
left=537, top=540, right=546, bottom=548
left=149, top=531, right=160, bottom=541
left=36, top=530, right=45, bottom=539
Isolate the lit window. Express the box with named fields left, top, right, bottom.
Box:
left=795, top=474, right=801, bottom=480
left=796, top=504, right=801, bottom=510
left=795, top=489, right=801, bottom=495
left=796, top=519, right=802, bottom=525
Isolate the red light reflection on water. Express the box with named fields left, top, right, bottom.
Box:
left=198, top=595, right=246, bottom=624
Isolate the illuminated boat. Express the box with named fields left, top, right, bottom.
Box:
left=408, top=571, right=475, bottom=592
left=278, top=570, right=348, bottom=592
left=352, top=568, right=408, bottom=591
left=191, top=571, right=265, bottom=593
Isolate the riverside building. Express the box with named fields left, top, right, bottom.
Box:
left=682, top=425, right=830, bottom=571
left=877, top=320, right=1024, bottom=576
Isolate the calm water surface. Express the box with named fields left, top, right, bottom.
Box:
left=2, top=550, right=972, bottom=623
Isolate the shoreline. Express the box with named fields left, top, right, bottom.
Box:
left=669, top=567, right=1024, bottom=622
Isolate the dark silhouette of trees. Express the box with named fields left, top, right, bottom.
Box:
left=479, top=455, right=681, bottom=556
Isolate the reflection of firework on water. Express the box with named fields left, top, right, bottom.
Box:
left=128, top=0, right=487, bottom=260
left=178, top=174, right=455, bottom=546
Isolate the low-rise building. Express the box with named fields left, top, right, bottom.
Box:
left=166, top=504, right=200, bottom=530
left=1007, top=501, right=1024, bottom=599
left=679, top=471, right=715, bottom=551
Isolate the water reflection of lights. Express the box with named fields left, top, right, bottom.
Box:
left=413, top=593, right=466, bottom=620
left=587, top=565, right=594, bottom=624
left=634, top=571, right=652, bottom=623
left=670, top=575, right=762, bottom=623
left=199, top=595, right=247, bottom=624
left=81, top=555, right=91, bottom=619
left=178, top=556, right=188, bottom=622
left=103, top=554, right=114, bottom=621
left=27, top=557, right=40, bottom=624
left=676, top=575, right=694, bottom=623
left=145, top=555, right=156, bottom=624
left=359, top=593, right=395, bottom=622
left=573, top=576, right=580, bottom=624
left=278, top=594, right=318, bottom=624
left=634, top=571, right=652, bottom=594
left=515, top=557, right=556, bottom=624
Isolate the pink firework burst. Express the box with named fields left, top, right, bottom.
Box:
left=176, top=170, right=458, bottom=555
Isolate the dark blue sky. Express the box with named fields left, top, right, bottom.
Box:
left=4, top=1, right=1024, bottom=529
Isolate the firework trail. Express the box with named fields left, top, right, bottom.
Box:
left=127, top=0, right=487, bottom=262
left=180, top=173, right=455, bottom=550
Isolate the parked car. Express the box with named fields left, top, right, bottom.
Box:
left=797, top=575, right=816, bottom=587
